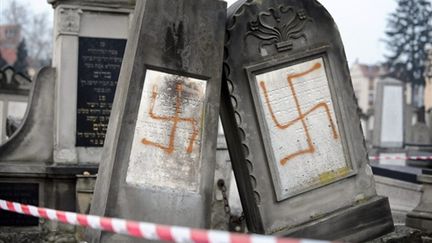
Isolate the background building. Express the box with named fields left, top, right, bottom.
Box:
left=0, top=25, right=21, bottom=65
left=350, top=62, right=383, bottom=114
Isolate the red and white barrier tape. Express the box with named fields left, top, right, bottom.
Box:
left=369, top=155, right=432, bottom=161
left=0, top=199, right=331, bottom=243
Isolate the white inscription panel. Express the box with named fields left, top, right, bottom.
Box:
left=255, top=58, right=349, bottom=200
left=381, top=85, right=403, bottom=147
left=126, top=70, right=207, bottom=193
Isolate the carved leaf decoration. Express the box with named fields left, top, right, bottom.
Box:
left=246, top=5, right=312, bottom=53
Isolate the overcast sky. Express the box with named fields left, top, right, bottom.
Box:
left=1, top=0, right=425, bottom=66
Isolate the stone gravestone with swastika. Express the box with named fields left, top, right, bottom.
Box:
left=220, top=0, right=394, bottom=241
left=88, top=0, right=226, bottom=242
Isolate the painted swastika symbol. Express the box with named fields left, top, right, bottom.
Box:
left=259, top=62, right=339, bottom=166
left=141, top=83, right=199, bottom=154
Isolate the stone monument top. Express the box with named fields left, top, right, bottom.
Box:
left=47, top=0, right=135, bottom=9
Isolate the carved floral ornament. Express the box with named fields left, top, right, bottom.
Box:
left=246, top=5, right=312, bottom=53
left=57, top=7, right=83, bottom=35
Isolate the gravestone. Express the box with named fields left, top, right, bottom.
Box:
left=220, top=0, right=393, bottom=241
left=49, top=0, right=134, bottom=163
left=0, top=67, right=56, bottom=242
left=88, top=0, right=226, bottom=242
left=371, top=78, right=406, bottom=166
left=406, top=107, right=432, bottom=146
left=373, top=78, right=405, bottom=149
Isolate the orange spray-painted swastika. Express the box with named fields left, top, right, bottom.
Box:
left=259, top=62, right=339, bottom=166
left=141, top=83, right=199, bottom=154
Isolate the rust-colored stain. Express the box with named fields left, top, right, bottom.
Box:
left=141, top=83, right=198, bottom=154
left=259, top=62, right=339, bottom=166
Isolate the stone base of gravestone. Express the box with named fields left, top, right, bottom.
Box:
left=76, top=173, right=97, bottom=240
left=286, top=197, right=392, bottom=241
left=369, top=147, right=408, bottom=166
left=406, top=172, right=432, bottom=232
left=406, top=150, right=432, bottom=168
left=372, top=164, right=423, bottom=224
left=0, top=163, right=98, bottom=233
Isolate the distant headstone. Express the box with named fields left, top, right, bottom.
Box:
left=220, top=0, right=393, bottom=241
left=406, top=107, right=432, bottom=145
left=50, top=0, right=134, bottom=163
left=409, top=123, right=431, bottom=145
left=373, top=78, right=405, bottom=148
left=88, top=0, right=226, bottom=242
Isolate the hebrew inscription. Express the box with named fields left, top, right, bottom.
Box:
left=76, top=37, right=126, bottom=147
left=255, top=58, right=349, bottom=199
left=127, top=70, right=207, bottom=192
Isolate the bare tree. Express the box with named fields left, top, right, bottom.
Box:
left=3, top=0, right=29, bottom=27
left=26, top=13, right=52, bottom=68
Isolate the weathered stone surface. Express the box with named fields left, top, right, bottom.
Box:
left=127, top=70, right=207, bottom=192
left=220, top=0, right=393, bottom=240
left=375, top=175, right=422, bottom=224
left=407, top=173, right=432, bottom=232
left=255, top=57, right=348, bottom=199
left=88, top=0, right=226, bottom=242
left=0, top=67, right=55, bottom=162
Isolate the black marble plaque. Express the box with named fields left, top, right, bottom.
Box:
left=76, top=37, right=127, bottom=147
left=0, top=183, right=39, bottom=226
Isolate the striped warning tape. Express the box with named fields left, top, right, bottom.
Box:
left=369, top=155, right=432, bottom=161
left=0, top=199, right=331, bottom=243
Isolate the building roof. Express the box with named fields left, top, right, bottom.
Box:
left=357, top=64, right=382, bottom=79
